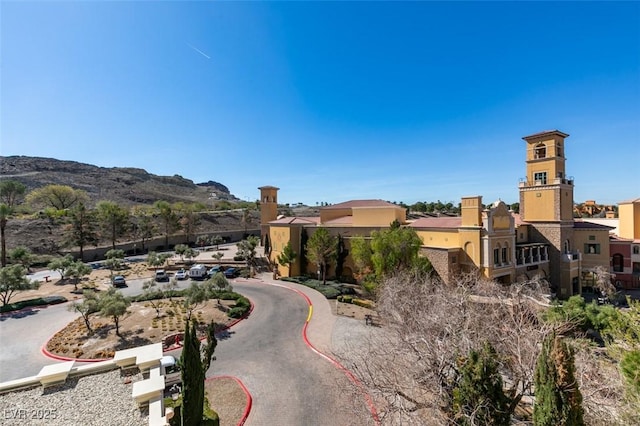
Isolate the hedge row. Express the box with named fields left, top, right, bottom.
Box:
left=0, top=296, right=68, bottom=313
left=280, top=276, right=356, bottom=299
left=337, top=295, right=374, bottom=309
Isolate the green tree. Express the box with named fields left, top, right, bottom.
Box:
left=64, top=202, right=98, bottom=262
left=8, top=246, right=33, bottom=270
left=96, top=201, right=129, bottom=251
left=0, top=180, right=27, bottom=208
left=276, top=241, right=297, bottom=277
left=306, top=227, right=337, bottom=284
left=184, top=281, right=213, bottom=320
left=241, top=208, right=252, bottom=237
left=236, top=235, right=260, bottom=267
left=533, top=334, right=584, bottom=426
left=209, top=272, right=231, bottom=292
left=48, top=254, right=75, bottom=281
left=452, top=342, right=511, bottom=425
left=147, top=251, right=171, bottom=271
left=104, top=249, right=125, bottom=278
left=370, top=225, right=423, bottom=279
left=177, top=203, right=201, bottom=245
left=210, top=235, right=223, bottom=250
left=180, top=320, right=205, bottom=426
left=154, top=201, right=179, bottom=248
left=66, top=261, right=92, bottom=292
left=26, top=184, right=88, bottom=211
left=142, top=279, right=165, bottom=318
left=211, top=252, right=223, bottom=263
left=0, top=180, right=27, bottom=267
left=130, top=207, right=156, bottom=253
left=349, top=236, right=374, bottom=278
left=0, top=264, right=40, bottom=306
left=98, top=287, right=130, bottom=336
left=335, top=234, right=349, bottom=280
left=68, top=290, right=99, bottom=334
left=196, top=235, right=211, bottom=249
left=174, top=244, right=189, bottom=262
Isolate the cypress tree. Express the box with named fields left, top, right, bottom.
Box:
left=452, top=342, right=511, bottom=425
left=180, top=321, right=205, bottom=426
left=534, top=334, right=584, bottom=426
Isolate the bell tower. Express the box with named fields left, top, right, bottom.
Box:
left=519, top=130, right=574, bottom=223
left=519, top=130, right=578, bottom=298
left=258, top=186, right=279, bottom=245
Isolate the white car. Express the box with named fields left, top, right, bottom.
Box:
left=174, top=269, right=188, bottom=280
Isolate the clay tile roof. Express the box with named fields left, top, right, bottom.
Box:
left=511, top=212, right=530, bottom=226
left=257, top=185, right=280, bottom=190
left=321, top=199, right=400, bottom=209
left=322, top=216, right=353, bottom=225
left=269, top=217, right=319, bottom=225
left=409, top=217, right=462, bottom=229
left=618, top=198, right=640, bottom=204
left=573, top=220, right=615, bottom=230
left=522, top=129, right=569, bottom=140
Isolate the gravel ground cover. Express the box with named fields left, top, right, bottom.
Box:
left=0, top=369, right=147, bottom=426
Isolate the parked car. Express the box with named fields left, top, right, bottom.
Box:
left=223, top=267, right=238, bottom=278
left=174, top=269, right=188, bottom=280
left=112, top=275, right=127, bottom=287
left=207, top=265, right=222, bottom=277
left=189, top=264, right=208, bottom=280
left=155, top=269, right=170, bottom=282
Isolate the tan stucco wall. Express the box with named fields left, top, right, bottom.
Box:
left=459, top=229, right=482, bottom=267
left=521, top=189, right=556, bottom=222
left=618, top=201, right=640, bottom=240
left=574, top=228, right=611, bottom=271
left=516, top=225, right=529, bottom=243
left=353, top=207, right=405, bottom=227
left=320, top=208, right=351, bottom=224
left=416, top=229, right=460, bottom=249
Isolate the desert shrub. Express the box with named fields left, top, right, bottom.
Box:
left=352, top=298, right=374, bottom=309
left=338, top=295, right=354, bottom=304
left=227, top=307, right=246, bottom=319
left=233, top=255, right=244, bottom=261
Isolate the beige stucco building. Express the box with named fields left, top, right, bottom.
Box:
left=260, top=130, right=618, bottom=298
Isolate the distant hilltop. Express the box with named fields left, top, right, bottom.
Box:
left=0, top=155, right=237, bottom=206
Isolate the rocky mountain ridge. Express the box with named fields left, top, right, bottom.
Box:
left=0, top=156, right=236, bottom=206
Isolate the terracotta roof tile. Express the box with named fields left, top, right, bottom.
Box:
left=269, top=217, right=319, bottom=225
left=322, top=216, right=353, bottom=225
left=522, top=129, right=569, bottom=140
left=573, top=220, right=615, bottom=230
left=511, top=212, right=530, bottom=226
left=321, top=199, right=400, bottom=209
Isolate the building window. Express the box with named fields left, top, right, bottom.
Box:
left=501, top=247, right=508, bottom=264
left=451, top=256, right=457, bottom=264
left=588, top=235, right=596, bottom=241
left=612, top=254, right=624, bottom=273
left=585, top=243, right=601, bottom=255
left=534, top=172, right=547, bottom=185
left=634, top=246, right=640, bottom=255
left=535, top=143, right=546, bottom=159
left=556, top=143, right=563, bottom=157
left=494, top=248, right=500, bottom=266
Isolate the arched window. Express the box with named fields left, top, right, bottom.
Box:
left=612, top=254, right=624, bottom=272
left=535, top=143, right=546, bottom=159
left=502, top=242, right=509, bottom=264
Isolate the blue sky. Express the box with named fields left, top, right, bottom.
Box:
left=2, top=1, right=638, bottom=206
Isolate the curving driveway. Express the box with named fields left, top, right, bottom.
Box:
left=1, top=276, right=375, bottom=425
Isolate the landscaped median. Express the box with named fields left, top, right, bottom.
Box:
left=42, top=289, right=251, bottom=361
left=0, top=295, right=67, bottom=313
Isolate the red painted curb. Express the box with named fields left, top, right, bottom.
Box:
left=206, top=375, right=252, bottom=426
left=255, top=280, right=381, bottom=424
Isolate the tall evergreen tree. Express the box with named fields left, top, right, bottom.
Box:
left=452, top=342, right=511, bottom=425
left=306, top=227, right=337, bottom=284
left=180, top=321, right=205, bottom=426
left=65, top=202, right=98, bottom=261
left=334, top=234, right=348, bottom=280
left=276, top=241, right=297, bottom=277
left=534, top=334, right=584, bottom=426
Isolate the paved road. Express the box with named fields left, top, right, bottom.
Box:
left=1, top=275, right=374, bottom=424
left=0, top=303, right=77, bottom=382
left=171, top=281, right=373, bottom=426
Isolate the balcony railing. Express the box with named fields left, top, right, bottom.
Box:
left=562, top=252, right=581, bottom=262
left=519, top=177, right=574, bottom=187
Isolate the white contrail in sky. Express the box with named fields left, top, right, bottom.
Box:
left=187, top=43, right=211, bottom=59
